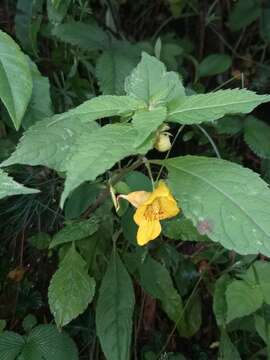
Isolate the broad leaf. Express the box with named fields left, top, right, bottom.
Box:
left=52, top=21, right=109, bottom=51
left=164, top=156, right=270, bottom=256
left=96, top=251, right=135, bottom=360
left=226, top=280, right=263, bottom=323
left=229, top=0, right=261, bottom=31
left=47, top=0, right=71, bottom=24
left=244, top=116, right=270, bottom=159
left=125, top=52, right=185, bottom=107
left=132, top=106, right=167, bottom=147
left=20, top=325, right=78, bottom=360
left=49, top=217, right=99, bottom=248
left=22, top=59, right=53, bottom=129
left=48, top=245, right=95, bottom=327
left=0, top=169, right=39, bottom=199
left=54, top=95, right=145, bottom=123
left=0, top=331, right=25, bottom=360
left=0, top=30, right=33, bottom=129
left=61, top=123, right=151, bottom=207
left=96, top=49, right=138, bottom=95
left=168, top=89, right=270, bottom=124
left=1, top=118, right=98, bottom=172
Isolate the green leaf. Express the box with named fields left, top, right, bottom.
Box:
left=47, top=0, right=71, bottom=25
left=15, top=0, right=43, bottom=55
left=22, top=315, right=37, bottom=333
left=132, top=106, right=167, bottom=147
left=49, top=217, right=99, bottom=248
left=22, top=59, right=53, bottom=129
left=164, top=155, right=270, bottom=256
left=54, top=95, right=145, bottom=123
left=48, top=245, right=95, bottom=327
left=0, top=331, right=25, bottom=360
left=218, top=330, right=241, bottom=360
left=125, top=52, right=185, bottom=107
left=214, top=115, right=243, bottom=135
left=244, top=116, right=270, bottom=159
left=168, top=89, right=270, bottom=124
left=136, top=255, right=191, bottom=336
left=96, top=49, right=138, bottom=95
left=52, top=21, right=109, bottom=51
left=64, top=182, right=102, bottom=219
left=255, top=314, right=270, bottom=344
left=20, top=325, right=78, bottom=360
left=226, top=280, right=263, bottom=323
left=0, top=169, right=39, bottom=199
left=198, top=54, right=232, bottom=78
left=0, top=30, right=33, bottom=130
left=28, top=233, right=51, bottom=250
left=163, top=217, right=207, bottom=241
left=213, top=274, right=231, bottom=326
left=240, top=261, right=270, bottom=305
left=61, top=123, right=151, bottom=207
left=96, top=251, right=135, bottom=360
left=1, top=118, right=98, bottom=172
left=229, top=0, right=261, bottom=31
left=260, top=8, right=270, bottom=43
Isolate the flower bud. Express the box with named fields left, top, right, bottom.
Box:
left=154, top=133, right=172, bottom=152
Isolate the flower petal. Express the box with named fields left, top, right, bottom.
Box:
left=159, top=197, right=180, bottom=219
left=118, top=191, right=150, bottom=208
left=144, top=181, right=170, bottom=205
left=134, top=205, right=147, bottom=225
left=137, top=220, right=161, bottom=246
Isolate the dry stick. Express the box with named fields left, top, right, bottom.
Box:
left=81, top=158, right=144, bottom=219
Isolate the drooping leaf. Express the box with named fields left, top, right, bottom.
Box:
left=96, top=49, right=138, bottom=95
left=255, top=314, right=270, bottom=344
left=0, top=30, right=33, bottom=129
left=52, top=21, right=109, bottom=51
left=163, top=155, right=270, bottom=256
left=0, top=331, right=25, bottom=360
left=96, top=251, right=135, bottom=360
left=0, top=169, right=39, bottom=199
left=15, top=0, right=43, bottom=55
left=61, top=123, right=152, bottom=207
left=48, top=245, right=95, bottom=327
left=168, top=89, right=270, bottom=124
left=1, top=118, right=98, bottom=172
left=135, top=254, right=193, bottom=337
left=132, top=106, right=167, bottom=147
left=22, top=59, right=53, bottom=129
left=20, top=325, right=78, bottom=360
left=125, top=52, right=185, bottom=107
left=244, top=116, right=270, bottom=159
left=49, top=217, right=99, bottom=248
left=229, top=0, right=261, bottom=31
left=198, top=54, right=232, bottom=78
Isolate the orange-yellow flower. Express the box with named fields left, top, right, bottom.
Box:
left=119, top=181, right=180, bottom=246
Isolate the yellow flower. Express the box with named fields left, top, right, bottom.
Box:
left=119, top=181, right=180, bottom=246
